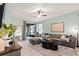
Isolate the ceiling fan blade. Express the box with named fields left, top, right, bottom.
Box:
left=42, top=14, right=47, bottom=16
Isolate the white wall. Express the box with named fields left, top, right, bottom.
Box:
left=3, top=4, right=23, bottom=26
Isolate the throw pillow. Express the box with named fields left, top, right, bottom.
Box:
left=61, top=35, right=65, bottom=39
left=64, top=38, right=69, bottom=42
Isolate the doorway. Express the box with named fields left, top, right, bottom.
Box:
left=22, top=21, right=36, bottom=40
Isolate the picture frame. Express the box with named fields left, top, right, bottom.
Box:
left=51, top=22, right=64, bottom=32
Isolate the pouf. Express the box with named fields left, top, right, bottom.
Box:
left=29, top=39, right=42, bottom=45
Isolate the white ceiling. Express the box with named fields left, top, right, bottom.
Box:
left=6, top=3, right=79, bottom=22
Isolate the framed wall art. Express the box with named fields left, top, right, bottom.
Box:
left=51, top=22, right=64, bottom=32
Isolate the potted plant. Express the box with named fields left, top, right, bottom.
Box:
left=0, top=23, right=16, bottom=47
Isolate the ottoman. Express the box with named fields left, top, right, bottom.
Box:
left=49, top=42, right=58, bottom=50
left=29, top=38, right=42, bottom=45
left=42, top=39, right=58, bottom=51
left=42, top=40, right=50, bottom=49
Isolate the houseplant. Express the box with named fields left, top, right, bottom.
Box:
left=0, top=23, right=16, bottom=47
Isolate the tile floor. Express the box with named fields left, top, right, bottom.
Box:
left=17, top=39, right=79, bottom=56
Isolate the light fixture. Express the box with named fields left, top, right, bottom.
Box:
left=37, top=15, right=42, bottom=18
left=33, top=9, right=47, bottom=18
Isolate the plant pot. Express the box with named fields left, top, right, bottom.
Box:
left=4, top=38, right=13, bottom=47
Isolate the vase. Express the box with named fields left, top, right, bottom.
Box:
left=2, top=34, right=13, bottom=47
left=3, top=34, right=9, bottom=40
left=4, top=38, right=13, bottom=47
left=0, top=38, right=5, bottom=52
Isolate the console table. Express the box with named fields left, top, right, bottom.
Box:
left=0, top=41, right=22, bottom=56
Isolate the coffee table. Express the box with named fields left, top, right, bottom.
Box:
left=42, top=39, right=58, bottom=51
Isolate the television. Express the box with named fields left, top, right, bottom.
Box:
left=0, top=3, right=5, bottom=28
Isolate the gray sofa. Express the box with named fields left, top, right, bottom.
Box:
left=52, top=37, right=77, bottom=49
left=62, top=35, right=77, bottom=49
left=44, top=34, right=77, bottom=49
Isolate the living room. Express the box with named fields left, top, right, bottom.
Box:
left=0, top=3, right=79, bottom=56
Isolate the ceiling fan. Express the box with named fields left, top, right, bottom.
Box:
left=33, top=9, right=47, bottom=18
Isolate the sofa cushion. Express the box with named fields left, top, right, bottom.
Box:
left=35, top=34, right=42, bottom=37
left=61, top=35, right=70, bottom=42
left=63, top=38, right=70, bottom=42
left=31, top=37, right=42, bottom=40
left=49, top=34, right=62, bottom=39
